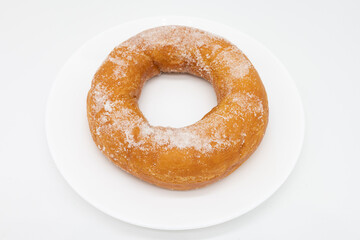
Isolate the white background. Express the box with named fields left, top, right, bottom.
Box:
left=0, top=0, right=359, bottom=239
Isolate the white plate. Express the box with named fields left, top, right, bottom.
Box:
left=46, top=16, right=304, bottom=230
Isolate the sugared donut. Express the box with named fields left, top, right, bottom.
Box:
left=87, top=26, right=268, bottom=190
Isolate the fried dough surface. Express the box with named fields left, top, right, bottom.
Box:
left=87, top=26, right=268, bottom=190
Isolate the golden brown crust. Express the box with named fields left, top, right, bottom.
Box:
left=86, top=26, right=269, bottom=190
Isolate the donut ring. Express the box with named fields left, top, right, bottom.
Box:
left=87, top=26, right=268, bottom=190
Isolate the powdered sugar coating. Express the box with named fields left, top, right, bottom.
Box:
left=88, top=25, right=267, bottom=159
left=91, top=84, right=264, bottom=155
left=110, top=26, right=252, bottom=84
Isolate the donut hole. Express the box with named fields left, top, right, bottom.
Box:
left=138, top=73, right=217, bottom=128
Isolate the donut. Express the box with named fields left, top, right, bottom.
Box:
left=87, top=26, right=268, bottom=190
